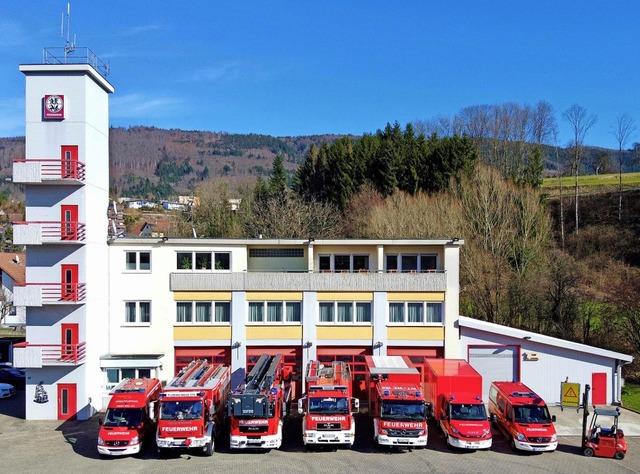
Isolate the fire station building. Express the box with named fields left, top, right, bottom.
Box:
left=11, top=55, right=631, bottom=421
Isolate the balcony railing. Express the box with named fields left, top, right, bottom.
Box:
left=12, top=221, right=86, bottom=245
left=13, top=342, right=86, bottom=368
left=13, top=282, right=86, bottom=306
left=12, top=158, right=86, bottom=184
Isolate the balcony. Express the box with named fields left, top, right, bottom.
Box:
left=12, top=158, right=86, bottom=185
left=170, top=270, right=448, bottom=292
left=13, top=342, right=86, bottom=368
left=12, top=221, right=86, bottom=245
left=13, top=282, right=86, bottom=307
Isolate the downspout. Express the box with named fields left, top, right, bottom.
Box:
left=615, top=359, right=633, bottom=406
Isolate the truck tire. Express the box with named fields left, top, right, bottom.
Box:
left=614, top=451, right=625, bottom=460
left=510, top=438, right=518, bottom=452
left=204, top=441, right=214, bottom=456
left=583, top=447, right=594, bottom=457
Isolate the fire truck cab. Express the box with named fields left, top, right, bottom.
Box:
left=298, top=360, right=359, bottom=447
left=97, top=378, right=162, bottom=457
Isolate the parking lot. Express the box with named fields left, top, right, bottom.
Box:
left=1, top=388, right=639, bottom=474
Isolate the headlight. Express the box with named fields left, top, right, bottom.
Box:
left=306, top=433, right=314, bottom=438
left=418, top=430, right=425, bottom=436
left=517, top=432, right=526, bottom=441
left=450, top=426, right=461, bottom=435
left=550, top=434, right=557, bottom=442
left=131, top=436, right=139, bottom=444
left=380, top=428, right=388, bottom=435
left=482, top=428, right=491, bottom=437
left=97, top=437, right=104, bottom=445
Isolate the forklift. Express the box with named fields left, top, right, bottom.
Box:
left=581, top=384, right=627, bottom=460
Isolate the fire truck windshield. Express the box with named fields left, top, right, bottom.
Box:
left=513, top=405, right=551, bottom=424
left=450, top=403, right=487, bottom=421
left=308, top=397, right=349, bottom=414
left=160, top=400, right=203, bottom=420
left=381, top=401, right=426, bottom=421
left=103, top=408, right=143, bottom=427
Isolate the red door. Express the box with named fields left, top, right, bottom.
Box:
left=61, top=264, right=79, bottom=301
left=61, top=145, right=78, bottom=179
left=592, top=372, right=607, bottom=405
left=57, top=383, right=77, bottom=420
left=61, top=323, right=79, bottom=361
left=60, top=205, right=78, bottom=241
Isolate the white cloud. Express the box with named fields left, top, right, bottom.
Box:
left=110, top=93, right=185, bottom=119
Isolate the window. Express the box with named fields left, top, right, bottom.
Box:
left=125, top=251, right=151, bottom=271
left=177, top=251, right=230, bottom=270
left=176, top=301, right=231, bottom=324
left=318, top=254, right=370, bottom=272
left=124, top=301, right=151, bottom=325
left=386, top=253, right=438, bottom=272
left=318, top=301, right=372, bottom=324
left=105, top=367, right=156, bottom=391
left=248, top=301, right=301, bottom=324
left=388, top=301, right=443, bottom=324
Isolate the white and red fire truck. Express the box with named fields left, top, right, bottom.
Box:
left=156, top=359, right=230, bottom=456
left=365, top=355, right=428, bottom=449
left=298, top=360, right=359, bottom=448
left=97, top=377, right=162, bottom=456
left=228, top=353, right=291, bottom=450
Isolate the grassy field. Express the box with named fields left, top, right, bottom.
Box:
left=622, top=383, right=640, bottom=412
left=542, top=172, right=640, bottom=189
left=0, top=327, right=25, bottom=338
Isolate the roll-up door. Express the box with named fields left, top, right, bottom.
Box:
left=316, top=346, right=372, bottom=400
left=247, top=346, right=302, bottom=400
left=468, top=345, right=519, bottom=401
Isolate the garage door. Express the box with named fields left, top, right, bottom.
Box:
left=468, top=345, right=519, bottom=401
left=317, top=347, right=372, bottom=401
left=247, top=346, right=302, bottom=400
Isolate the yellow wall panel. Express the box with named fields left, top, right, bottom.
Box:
left=173, top=326, right=232, bottom=340
left=174, top=292, right=232, bottom=301
left=387, top=292, right=445, bottom=302
left=316, top=326, right=373, bottom=340
left=246, top=325, right=303, bottom=340
left=387, top=326, right=444, bottom=340
left=245, top=292, right=303, bottom=301
left=316, top=292, right=373, bottom=301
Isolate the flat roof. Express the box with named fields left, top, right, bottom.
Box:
left=19, top=63, right=114, bottom=94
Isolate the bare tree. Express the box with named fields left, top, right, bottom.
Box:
left=611, top=113, right=636, bottom=221
left=530, top=100, right=558, bottom=146
left=562, top=104, right=597, bottom=234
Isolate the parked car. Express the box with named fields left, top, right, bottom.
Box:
left=0, top=368, right=26, bottom=387
left=0, top=382, right=16, bottom=399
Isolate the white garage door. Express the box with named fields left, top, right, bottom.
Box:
left=469, top=346, right=519, bottom=401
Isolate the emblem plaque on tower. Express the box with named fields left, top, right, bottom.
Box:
left=43, top=94, right=65, bottom=119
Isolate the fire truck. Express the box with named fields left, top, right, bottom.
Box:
left=97, top=377, right=162, bottom=456
left=228, top=353, right=291, bottom=450
left=365, top=355, right=428, bottom=449
left=156, top=359, right=230, bottom=456
left=298, top=360, right=359, bottom=448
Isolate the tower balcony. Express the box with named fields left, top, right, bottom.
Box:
left=12, top=158, right=86, bottom=184
left=12, top=221, right=86, bottom=245
left=13, top=282, right=86, bottom=306
left=13, top=342, right=86, bottom=368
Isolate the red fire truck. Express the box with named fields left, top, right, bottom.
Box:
left=298, top=360, right=359, bottom=448
left=97, top=378, right=162, bottom=456
left=424, top=359, right=493, bottom=450
left=156, top=359, right=230, bottom=456
left=365, top=355, right=428, bottom=449
left=228, top=353, right=291, bottom=450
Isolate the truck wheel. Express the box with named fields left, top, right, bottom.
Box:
left=583, top=447, right=594, bottom=457
left=158, top=448, right=169, bottom=458
left=510, top=438, right=518, bottom=452
left=614, top=451, right=625, bottom=460
left=204, top=441, right=214, bottom=456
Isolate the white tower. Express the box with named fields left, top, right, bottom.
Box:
left=12, top=46, right=113, bottom=420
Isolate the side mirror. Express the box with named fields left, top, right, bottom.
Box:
left=282, top=401, right=288, bottom=417
left=351, top=398, right=360, bottom=413
left=98, top=417, right=103, bottom=425
left=425, top=402, right=434, bottom=419
left=489, top=413, right=496, bottom=423
left=148, top=401, right=156, bottom=422
left=298, top=398, right=305, bottom=415
left=551, top=415, right=557, bottom=422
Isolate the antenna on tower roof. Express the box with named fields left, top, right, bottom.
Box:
left=61, top=2, right=76, bottom=59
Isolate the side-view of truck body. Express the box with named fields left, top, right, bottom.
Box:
left=365, top=355, right=428, bottom=449
left=156, top=359, right=230, bottom=456
left=97, top=377, right=162, bottom=457
left=228, top=353, right=291, bottom=450
left=298, top=360, right=359, bottom=448
left=424, top=359, right=492, bottom=450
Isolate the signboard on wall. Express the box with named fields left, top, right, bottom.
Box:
left=43, top=94, right=65, bottom=119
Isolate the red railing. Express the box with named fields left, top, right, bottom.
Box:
left=12, top=221, right=86, bottom=242
left=14, top=342, right=86, bottom=365
left=15, top=282, right=86, bottom=303
left=13, top=158, right=86, bottom=181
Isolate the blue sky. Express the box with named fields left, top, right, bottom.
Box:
left=1, top=1, right=639, bottom=149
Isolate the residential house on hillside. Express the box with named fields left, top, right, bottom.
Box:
left=0, top=252, right=26, bottom=327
